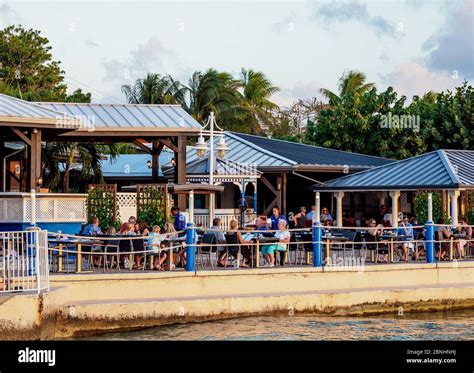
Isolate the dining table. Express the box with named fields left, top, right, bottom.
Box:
left=251, top=235, right=280, bottom=267
left=48, top=237, right=97, bottom=273
left=322, top=234, right=349, bottom=261
left=378, top=234, right=412, bottom=263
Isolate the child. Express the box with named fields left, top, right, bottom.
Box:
left=148, top=225, right=166, bottom=270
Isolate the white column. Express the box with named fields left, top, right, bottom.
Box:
left=389, top=190, right=400, bottom=227
left=449, top=190, right=460, bottom=225
left=30, top=189, right=36, bottom=226
left=334, top=191, right=344, bottom=227
left=314, top=192, right=320, bottom=224
left=209, top=193, right=215, bottom=225
left=189, top=190, right=194, bottom=224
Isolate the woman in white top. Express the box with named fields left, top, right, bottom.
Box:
left=261, top=219, right=291, bottom=267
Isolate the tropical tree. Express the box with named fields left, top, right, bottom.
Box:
left=238, top=68, right=280, bottom=133
left=121, top=73, right=187, bottom=105
left=320, top=70, right=375, bottom=106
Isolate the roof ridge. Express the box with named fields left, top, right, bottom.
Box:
left=226, top=132, right=297, bottom=165
left=438, top=149, right=461, bottom=185
left=231, top=131, right=392, bottom=161
left=318, top=150, right=442, bottom=185
left=36, top=101, right=182, bottom=107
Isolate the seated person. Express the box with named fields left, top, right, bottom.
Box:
left=365, top=218, right=388, bottom=263
left=83, top=216, right=103, bottom=267
left=457, top=216, right=472, bottom=259
left=147, top=225, right=166, bottom=270
left=226, top=219, right=253, bottom=267
left=396, top=215, right=414, bottom=262
left=208, top=218, right=227, bottom=267
left=261, top=219, right=290, bottom=267
left=119, top=216, right=137, bottom=234
left=163, top=222, right=183, bottom=267
left=436, top=218, right=451, bottom=261
left=320, top=208, right=333, bottom=226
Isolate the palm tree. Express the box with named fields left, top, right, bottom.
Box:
left=239, top=68, right=280, bottom=133
left=186, top=69, right=243, bottom=125
left=121, top=73, right=187, bottom=105
left=320, top=70, right=375, bottom=105
left=42, top=143, right=118, bottom=192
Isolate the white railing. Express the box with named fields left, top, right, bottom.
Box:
left=0, top=193, right=87, bottom=223
left=0, top=229, right=49, bottom=293
left=193, top=209, right=257, bottom=230
left=117, top=192, right=137, bottom=220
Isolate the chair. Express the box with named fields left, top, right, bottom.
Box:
left=103, top=240, right=120, bottom=272
left=363, top=233, right=388, bottom=263
left=198, top=233, right=217, bottom=268
left=342, top=231, right=357, bottom=259
left=118, top=238, right=134, bottom=270
left=292, top=232, right=312, bottom=265
left=225, top=233, right=241, bottom=268
left=50, top=243, right=75, bottom=273
left=131, top=237, right=145, bottom=270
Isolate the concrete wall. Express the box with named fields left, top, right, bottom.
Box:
left=1, top=262, right=474, bottom=339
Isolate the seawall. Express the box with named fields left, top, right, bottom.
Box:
left=1, top=262, right=473, bottom=339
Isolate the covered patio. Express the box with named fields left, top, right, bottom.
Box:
left=311, top=150, right=474, bottom=227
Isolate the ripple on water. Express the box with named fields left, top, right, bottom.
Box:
left=83, top=310, right=474, bottom=341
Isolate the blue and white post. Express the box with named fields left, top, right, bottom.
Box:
left=26, top=189, right=39, bottom=275
left=313, top=192, right=323, bottom=267
left=425, top=193, right=435, bottom=263
left=185, top=190, right=197, bottom=272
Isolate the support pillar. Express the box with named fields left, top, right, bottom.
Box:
left=176, top=135, right=187, bottom=209
left=334, top=191, right=344, bottom=227
left=389, top=190, right=400, bottom=227
left=449, top=190, right=460, bottom=225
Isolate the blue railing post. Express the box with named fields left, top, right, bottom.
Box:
left=185, top=223, right=196, bottom=272
left=313, top=221, right=322, bottom=267
left=425, top=221, right=435, bottom=263
left=425, top=192, right=435, bottom=263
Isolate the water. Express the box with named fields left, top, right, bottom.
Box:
left=88, top=309, right=474, bottom=340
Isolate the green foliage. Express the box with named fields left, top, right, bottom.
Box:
left=466, top=210, right=474, bottom=225
left=86, top=187, right=121, bottom=231
left=137, top=188, right=167, bottom=228
left=414, top=192, right=442, bottom=225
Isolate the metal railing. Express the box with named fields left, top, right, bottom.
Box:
left=0, top=229, right=50, bottom=293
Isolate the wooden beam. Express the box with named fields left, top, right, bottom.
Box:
left=282, top=173, right=287, bottom=216
left=260, top=175, right=279, bottom=216
left=0, top=135, right=4, bottom=192
left=10, top=127, right=31, bottom=146
left=158, top=138, right=178, bottom=153
left=151, top=140, right=164, bottom=182
left=260, top=175, right=278, bottom=196
left=132, top=139, right=153, bottom=154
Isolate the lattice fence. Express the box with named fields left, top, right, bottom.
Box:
left=87, top=184, right=119, bottom=230
left=136, top=184, right=168, bottom=227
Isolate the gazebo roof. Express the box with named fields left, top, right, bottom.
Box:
left=311, top=149, right=474, bottom=192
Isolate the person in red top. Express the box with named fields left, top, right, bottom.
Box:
left=120, top=216, right=137, bottom=234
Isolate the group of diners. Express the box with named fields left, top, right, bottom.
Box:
left=80, top=206, right=187, bottom=270
left=364, top=214, right=472, bottom=263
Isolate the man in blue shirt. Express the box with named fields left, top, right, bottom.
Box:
left=171, top=206, right=186, bottom=231
left=83, top=216, right=102, bottom=236
left=269, top=206, right=287, bottom=231
left=396, top=215, right=414, bottom=262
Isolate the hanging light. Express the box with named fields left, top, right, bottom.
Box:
left=216, top=133, right=229, bottom=159
left=195, top=133, right=208, bottom=158
left=147, top=160, right=151, bottom=169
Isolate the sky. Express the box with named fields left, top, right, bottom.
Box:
left=1, top=0, right=473, bottom=106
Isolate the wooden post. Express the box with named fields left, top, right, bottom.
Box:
left=282, top=173, right=287, bottom=216
left=0, top=135, right=4, bottom=192
left=176, top=135, right=187, bottom=209
left=29, top=129, right=42, bottom=192
left=151, top=140, right=163, bottom=183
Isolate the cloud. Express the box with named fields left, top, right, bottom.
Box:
left=274, top=80, right=326, bottom=107
left=423, top=0, right=474, bottom=79
left=380, top=62, right=460, bottom=99
left=103, top=36, right=177, bottom=83
left=313, top=0, right=397, bottom=37
left=85, top=39, right=100, bottom=48
left=270, top=15, right=296, bottom=33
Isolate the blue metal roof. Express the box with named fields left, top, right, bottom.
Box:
left=36, top=102, right=202, bottom=130
left=0, top=94, right=79, bottom=120
left=232, top=132, right=392, bottom=168
left=163, top=156, right=261, bottom=176
left=101, top=151, right=174, bottom=178
left=311, top=150, right=474, bottom=191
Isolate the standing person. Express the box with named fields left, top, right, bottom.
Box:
left=376, top=205, right=388, bottom=225
left=396, top=215, right=414, bottom=262
left=269, top=206, right=286, bottom=231
left=171, top=206, right=186, bottom=232
left=306, top=205, right=317, bottom=223
left=294, top=206, right=307, bottom=229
